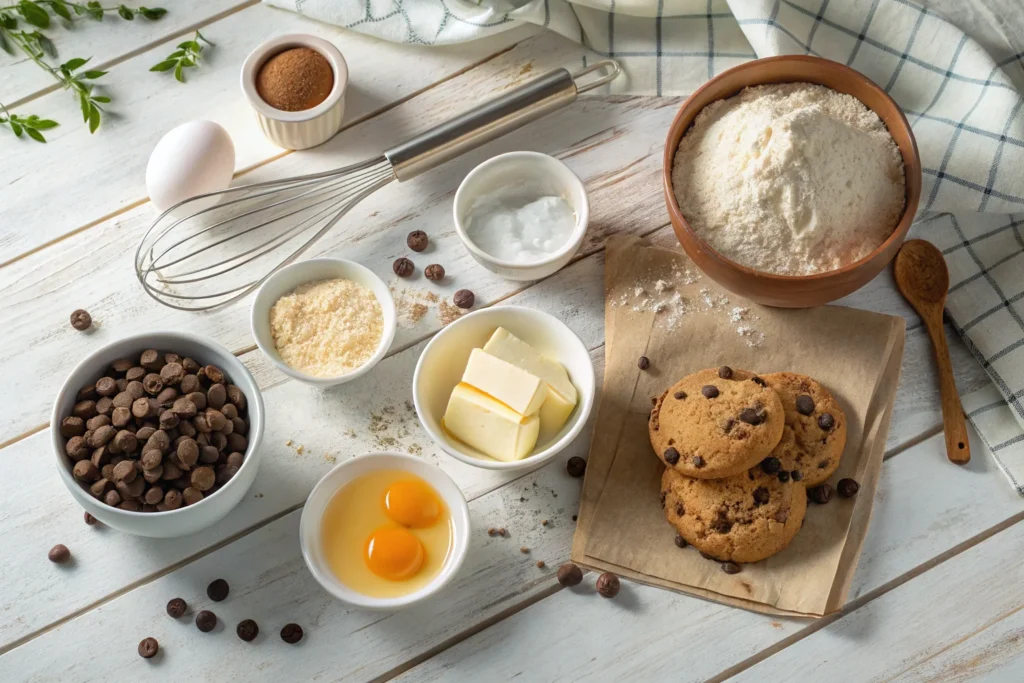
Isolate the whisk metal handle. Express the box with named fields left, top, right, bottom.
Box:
left=384, top=60, right=620, bottom=181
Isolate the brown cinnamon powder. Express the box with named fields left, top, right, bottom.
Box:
left=256, top=47, right=334, bottom=112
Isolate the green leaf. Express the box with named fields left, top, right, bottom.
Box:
left=61, top=57, right=88, bottom=71
left=51, top=1, right=71, bottom=20
left=117, top=5, right=134, bottom=20
left=0, top=31, right=9, bottom=55
left=25, top=126, right=45, bottom=142
left=82, top=69, right=107, bottom=79
left=79, top=92, right=89, bottom=122
left=90, top=95, right=110, bottom=103
left=176, top=40, right=193, bottom=49
left=18, top=1, right=50, bottom=28
left=174, top=61, right=183, bottom=82
left=10, top=120, right=23, bottom=136
left=72, top=4, right=85, bottom=15
left=149, top=59, right=176, bottom=72
left=31, top=118, right=58, bottom=129
left=166, top=50, right=184, bottom=58
left=139, top=7, right=167, bottom=20
left=86, top=1, right=102, bottom=20
left=88, top=103, right=100, bottom=133
left=36, top=32, right=56, bottom=57
left=0, top=13, right=17, bottom=30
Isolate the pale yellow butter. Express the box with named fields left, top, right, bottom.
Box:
left=461, top=348, right=547, bottom=416
left=537, top=388, right=576, bottom=445
left=483, top=327, right=577, bottom=405
left=442, top=383, right=539, bottom=461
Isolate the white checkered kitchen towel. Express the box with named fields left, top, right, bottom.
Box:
left=267, top=0, right=1024, bottom=493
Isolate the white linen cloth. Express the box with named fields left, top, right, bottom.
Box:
left=266, top=0, right=1024, bottom=494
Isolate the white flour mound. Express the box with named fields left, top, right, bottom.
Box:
left=672, top=83, right=906, bottom=275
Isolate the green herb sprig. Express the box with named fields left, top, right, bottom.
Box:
left=150, top=30, right=212, bottom=83
left=0, top=101, right=58, bottom=142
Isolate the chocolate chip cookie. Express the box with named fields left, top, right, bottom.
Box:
left=762, top=372, right=847, bottom=486
left=649, top=367, right=784, bottom=479
left=660, top=465, right=807, bottom=563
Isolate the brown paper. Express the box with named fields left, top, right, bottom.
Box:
left=571, top=235, right=905, bottom=617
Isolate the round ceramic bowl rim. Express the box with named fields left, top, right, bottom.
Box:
left=250, top=257, right=397, bottom=386
left=50, top=330, right=266, bottom=520
left=298, top=451, right=471, bottom=610
left=240, top=33, right=349, bottom=123
left=663, top=54, right=921, bottom=283
left=453, top=151, right=590, bottom=271
left=412, top=305, right=596, bottom=471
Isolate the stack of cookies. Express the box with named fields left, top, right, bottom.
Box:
left=649, top=366, right=848, bottom=566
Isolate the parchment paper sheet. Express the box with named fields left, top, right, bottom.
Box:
left=571, top=236, right=906, bottom=617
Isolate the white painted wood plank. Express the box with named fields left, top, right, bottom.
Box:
left=0, top=0, right=249, bottom=105
left=0, top=5, right=540, bottom=261
left=391, top=426, right=1024, bottom=683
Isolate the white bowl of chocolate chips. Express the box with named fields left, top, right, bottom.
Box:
left=51, top=331, right=265, bottom=538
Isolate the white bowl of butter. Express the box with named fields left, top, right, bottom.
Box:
left=412, top=306, right=595, bottom=471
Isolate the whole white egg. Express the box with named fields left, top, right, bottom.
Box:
left=146, top=120, right=236, bottom=213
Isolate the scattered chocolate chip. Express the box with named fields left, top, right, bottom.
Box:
left=637, top=356, right=650, bottom=370
left=207, top=578, right=229, bottom=602
left=557, top=562, right=583, bottom=586
left=84, top=511, right=97, bottom=525
left=721, top=561, right=741, bottom=575
left=280, top=623, right=304, bottom=644
left=497, top=528, right=506, bottom=537
left=791, top=470, right=803, bottom=482
left=520, top=546, right=529, bottom=553
left=700, top=551, right=718, bottom=561
left=753, top=487, right=770, bottom=505
left=566, top=456, right=587, bottom=478
left=392, top=257, right=414, bottom=277
left=663, top=447, right=680, bottom=465
left=236, top=619, right=259, bottom=642
left=692, top=455, right=706, bottom=468
left=701, top=385, right=719, bottom=399
left=718, top=366, right=733, bottom=379
left=751, top=376, right=766, bottom=387
left=407, top=230, right=429, bottom=252
left=674, top=534, right=688, bottom=548
left=453, top=289, right=475, bottom=308
left=818, top=413, right=835, bottom=431
left=808, top=483, right=834, bottom=504
left=760, top=457, right=781, bottom=474
left=739, top=407, right=764, bottom=425
left=535, top=560, right=546, bottom=569
left=796, top=395, right=815, bottom=415
left=70, top=309, right=92, bottom=331
left=48, top=544, right=70, bottom=563
left=837, top=478, right=860, bottom=498
left=166, top=597, right=187, bottom=618
left=424, top=263, right=445, bottom=281
left=596, top=572, right=620, bottom=598
left=777, top=471, right=790, bottom=483
left=195, top=610, right=217, bottom=633
left=673, top=391, right=687, bottom=400
left=138, top=637, right=159, bottom=659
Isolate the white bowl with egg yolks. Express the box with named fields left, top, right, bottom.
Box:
left=300, top=452, right=470, bottom=610
left=413, top=305, right=596, bottom=471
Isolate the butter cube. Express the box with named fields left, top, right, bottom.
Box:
left=442, top=383, right=539, bottom=461
left=483, top=328, right=577, bottom=405
left=537, top=388, right=576, bottom=445
left=461, top=348, right=547, bottom=416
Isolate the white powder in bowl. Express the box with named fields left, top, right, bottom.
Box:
left=671, top=83, right=906, bottom=275
left=269, top=278, right=383, bottom=378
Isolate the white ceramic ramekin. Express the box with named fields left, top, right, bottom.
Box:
left=299, top=452, right=471, bottom=610
left=413, top=305, right=596, bottom=471
left=241, top=34, right=348, bottom=150
left=51, top=331, right=265, bottom=538
left=453, top=151, right=590, bottom=281
left=250, top=258, right=397, bottom=389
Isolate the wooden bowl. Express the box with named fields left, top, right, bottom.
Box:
left=663, top=55, right=921, bottom=308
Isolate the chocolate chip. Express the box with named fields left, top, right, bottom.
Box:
left=721, top=561, right=741, bottom=575
left=675, top=502, right=684, bottom=516
left=752, top=376, right=766, bottom=387
left=753, top=487, right=769, bottom=505
left=796, top=395, right=815, bottom=415
left=535, top=560, right=546, bottom=569
left=674, top=534, right=688, bottom=548
left=718, top=366, right=733, bottom=379
left=674, top=391, right=687, bottom=400
left=808, top=483, right=833, bottom=504
left=701, top=385, right=719, bottom=399
left=637, top=356, right=650, bottom=370
left=692, top=455, right=705, bottom=468
left=596, top=572, right=620, bottom=598
left=407, top=230, right=429, bottom=252
left=392, top=257, right=414, bottom=277
left=700, top=551, right=719, bottom=561
left=663, top=447, right=680, bottom=465
left=237, top=619, right=259, bottom=642
left=424, top=264, right=445, bottom=281
left=791, top=470, right=803, bottom=482
left=818, top=413, right=835, bottom=431
left=723, top=418, right=735, bottom=434
left=453, top=289, right=475, bottom=309
left=280, top=623, right=304, bottom=644
left=777, top=471, right=790, bottom=483
left=710, top=518, right=733, bottom=533
left=556, top=562, right=583, bottom=586
left=774, top=508, right=790, bottom=523
left=837, top=478, right=860, bottom=498
left=195, top=610, right=217, bottom=633
left=166, top=597, right=187, bottom=618
left=48, top=544, right=70, bottom=563
left=70, top=309, right=92, bottom=331
left=659, top=491, right=667, bottom=507
left=760, top=457, right=781, bottom=474
left=739, top=408, right=764, bottom=425
left=207, top=578, right=229, bottom=602
left=138, top=637, right=159, bottom=659
left=566, top=456, right=587, bottom=478
left=84, top=511, right=97, bottom=525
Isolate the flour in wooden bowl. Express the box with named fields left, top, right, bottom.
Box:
left=270, top=278, right=383, bottom=377
left=672, top=83, right=905, bottom=275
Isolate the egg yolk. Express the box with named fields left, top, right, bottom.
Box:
left=364, top=527, right=424, bottom=581
left=383, top=479, right=442, bottom=528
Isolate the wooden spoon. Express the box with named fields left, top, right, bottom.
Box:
left=894, top=239, right=970, bottom=464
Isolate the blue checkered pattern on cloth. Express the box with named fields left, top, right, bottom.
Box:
left=266, top=0, right=1024, bottom=494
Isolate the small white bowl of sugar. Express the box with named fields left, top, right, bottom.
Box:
left=453, top=151, right=589, bottom=281
left=251, top=258, right=397, bottom=388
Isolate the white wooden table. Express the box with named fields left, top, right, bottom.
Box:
left=2, top=4, right=1023, bottom=681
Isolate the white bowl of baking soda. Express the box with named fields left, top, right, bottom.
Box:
left=453, top=151, right=589, bottom=282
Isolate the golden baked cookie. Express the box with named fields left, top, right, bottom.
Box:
left=762, top=372, right=847, bottom=487
left=660, top=465, right=807, bottom=563
left=649, top=367, right=784, bottom=479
